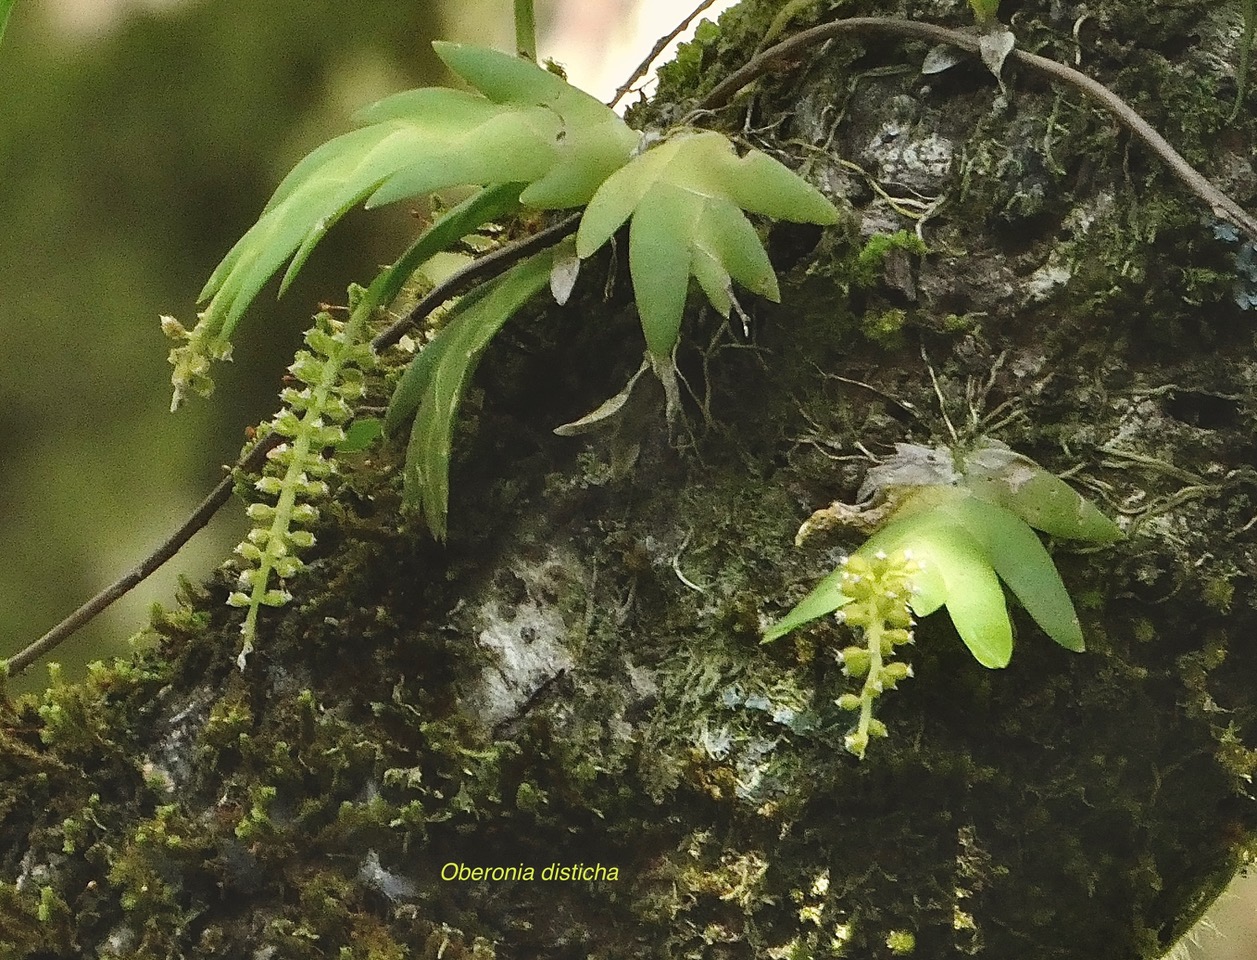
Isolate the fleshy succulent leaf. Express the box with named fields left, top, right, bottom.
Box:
left=435, top=39, right=581, bottom=108
left=766, top=443, right=1119, bottom=665
left=961, top=442, right=1122, bottom=541
left=372, top=182, right=525, bottom=316
left=911, top=522, right=1013, bottom=669
left=933, top=494, right=1084, bottom=652
left=766, top=508, right=1014, bottom=667
left=862, top=511, right=1012, bottom=667
left=628, top=182, right=702, bottom=357
left=577, top=130, right=839, bottom=359
left=855, top=510, right=1012, bottom=665
left=384, top=281, right=496, bottom=436
left=393, top=245, right=557, bottom=539
left=430, top=42, right=643, bottom=210
left=761, top=568, right=853, bottom=643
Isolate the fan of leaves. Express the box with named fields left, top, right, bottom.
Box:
left=384, top=245, right=559, bottom=539
left=576, top=131, right=839, bottom=361
left=766, top=443, right=1121, bottom=668
left=166, top=41, right=640, bottom=409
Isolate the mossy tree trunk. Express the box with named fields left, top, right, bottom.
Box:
left=5, top=0, right=1257, bottom=957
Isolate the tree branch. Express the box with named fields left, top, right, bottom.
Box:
left=372, top=213, right=579, bottom=352
left=514, top=0, right=537, bottom=62
left=701, top=16, right=1257, bottom=242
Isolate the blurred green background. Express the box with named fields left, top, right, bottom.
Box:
left=0, top=0, right=525, bottom=690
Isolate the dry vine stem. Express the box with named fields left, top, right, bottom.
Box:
left=607, top=0, right=721, bottom=109
left=703, top=16, right=1257, bottom=242
left=10, top=10, right=1257, bottom=676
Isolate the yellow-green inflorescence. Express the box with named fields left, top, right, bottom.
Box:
left=227, top=309, right=372, bottom=668
left=831, top=550, right=918, bottom=759
left=160, top=314, right=233, bottom=412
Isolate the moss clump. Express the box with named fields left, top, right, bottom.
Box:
left=861, top=307, right=910, bottom=348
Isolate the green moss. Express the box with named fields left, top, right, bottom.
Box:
left=234, top=783, right=278, bottom=840
left=939, top=312, right=980, bottom=333
left=0, top=883, right=53, bottom=957
left=851, top=230, right=926, bottom=287
left=1203, top=574, right=1236, bottom=613
left=36, top=663, right=113, bottom=751
left=655, top=18, right=722, bottom=98
left=197, top=691, right=253, bottom=759
left=885, top=929, right=916, bottom=954
left=861, top=307, right=910, bottom=348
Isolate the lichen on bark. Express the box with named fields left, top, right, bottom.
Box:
left=4, top=0, right=1257, bottom=957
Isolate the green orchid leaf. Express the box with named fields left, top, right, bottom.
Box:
left=201, top=91, right=544, bottom=333
left=849, top=508, right=1012, bottom=666
left=692, top=198, right=780, bottom=308
left=762, top=568, right=854, bottom=643
left=858, top=488, right=1084, bottom=655
left=396, top=246, right=556, bottom=539
left=577, top=130, right=839, bottom=359
left=0, top=0, right=16, bottom=50
left=870, top=515, right=1012, bottom=668
left=371, top=182, right=524, bottom=319
left=714, top=149, right=843, bottom=224
left=352, top=95, right=556, bottom=212
left=384, top=280, right=497, bottom=436
left=201, top=95, right=528, bottom=312
left=934, top=493, right=1084, bottom=652
left=961, top=443, right=1122, bottom=541
left=337, top=418, right=384, bottom=454
left=432, top=42, right=640, bottom=209
left=916, top=523, right=1013, bottom=669
left=762, top=499, right=948, bottom=644
left=628, top=182, right=702, bottom=356
left=435, top=40, right=595, bottom=113
left=768, top=441, right=1117, bottom=666
left=763, top=490, right=954, bottom=643
left=765, top=510, right=1013, bottom=668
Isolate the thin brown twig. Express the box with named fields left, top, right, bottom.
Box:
left=4, top=433, right=282, bottom=677
left=607, top=0, right=720, bottom=109
left=373, top=213, right=579, bottom=352
left=701, top=16, right=1257, bottom=241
